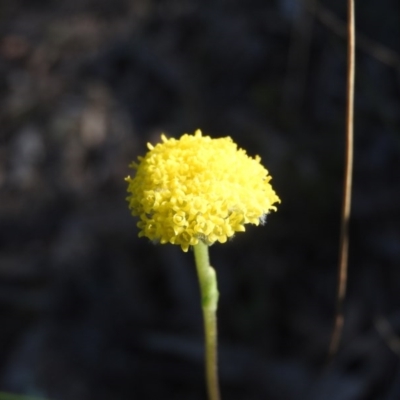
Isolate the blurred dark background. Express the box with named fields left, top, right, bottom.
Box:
left=0, top=0, right=400, bottom=399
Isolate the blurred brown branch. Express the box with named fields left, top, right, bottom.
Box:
left=308, top=0, right=400, bottom=72
left=375, top=316, right=400, bottom=356
left=328, top=0, right=355, bottom=359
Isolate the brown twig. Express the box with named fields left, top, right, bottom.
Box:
left=328, top=0, right=355, bottom=359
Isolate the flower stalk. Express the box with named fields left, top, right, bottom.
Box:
left=193, top=241, right=220, bottom=400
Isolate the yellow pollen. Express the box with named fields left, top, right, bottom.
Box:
left=126, top=130, right=280, bottom=251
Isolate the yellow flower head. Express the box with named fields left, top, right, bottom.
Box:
left=126, top=130, right=280, bottom=252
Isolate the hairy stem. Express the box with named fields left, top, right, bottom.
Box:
left=193, top=242, right=220, bottom=400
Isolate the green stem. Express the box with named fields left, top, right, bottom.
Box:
left=193, top=242, right=220, bottom=400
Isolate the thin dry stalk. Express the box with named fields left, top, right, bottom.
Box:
left=328, top=0, right=355, bottom=359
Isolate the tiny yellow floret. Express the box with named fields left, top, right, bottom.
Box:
left=126, top=130, right=280, bottom=252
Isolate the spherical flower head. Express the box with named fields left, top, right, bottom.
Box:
left=125, top=130, right=280, bottom=252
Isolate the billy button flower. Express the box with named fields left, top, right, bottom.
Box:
left=125, top=130, right=280, bottom=400
left=126, top=129, right=280, bottom=251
